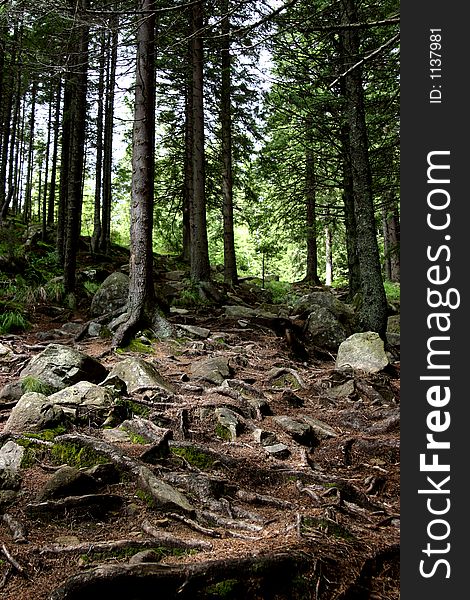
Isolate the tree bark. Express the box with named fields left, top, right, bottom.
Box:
left=112, top=0, right=157, bottom=348
left=63, top=0, right=89, bottom=300
left=341, top=0, right=388, bottom=338
left=100, top=18, right=118, bottom=255
left=91, top=30, right=106, bottom=255
left=303, top=119, right=321, bottom=284
left=190, top=0, right=211, bottom=282
left=47, top=76, right=62, bottom=226
left=220, top=3, right=238, bottom=285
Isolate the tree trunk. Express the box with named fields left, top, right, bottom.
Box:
left=304, top=119, right=321, bottom=285
left=100, top=18, right=118, bottom=255
left=41, top=90, right=53, bottom=241
left=341, top=127, right=361, bottom=299
left=23, top=80, right=37, bottom=225
left=63, top=0, right=89, bottom=301
left=1, top=63, right=21, bottom=223
left=325, top=222, right=333, bottom=286
left=47, top=76, right=62, bottom=226
left=57, top=80, right=72, bottom=265
left=112, top=0, right=157, bottom=348
left=182, top=70, right=193, bottom=264
left=190, top=0, right=211, bottom=282
left=91, top=30, right=106, bottom=255
left=220, top=3, right=238, bottom=285
left=341, top=0, right=388, bottom=338
left=382, top=196, right=400, bottom=283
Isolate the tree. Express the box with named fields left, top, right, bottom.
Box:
left=220, top=0, right=238, bottom=285
left=189, top=0, right=211, bottom=282
left=340, top=0, right=388, bottom=337
left=113, top=0, right=157, bottom=348
left=62, top=0, right=90, bottom=302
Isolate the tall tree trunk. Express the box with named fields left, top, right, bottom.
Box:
left=47, top=76, right=62, bottom=225
left=63, top=0, right=89, bottom=301
left=382, top=195, right=400, bottom=282
left=0, top=29, right=16, bottom=224
left=341, top=126, right=361, bottom=299
left=41, top=89, right=53, bottom=240
left=57, top=80, right=72, bottom=264
left=325, top=222, right=333, bottom=286
left=23, top=80, right=37, bottom=225
left=220, top=2, right=238, bottom=285
left=182, top=70, right=193, bottom=264
left=304, top=119, right=321, bottom=285
left=190, top=0, right=211, bottom=282
left=113, top=0, right=157, bottom=348
left=1, top=64, right=21, bottom=222
left=341, top=0, right=388, bottom=338
left=100, top=19, right=118, bottom=255
left=91, top=30, right=106, bottom=255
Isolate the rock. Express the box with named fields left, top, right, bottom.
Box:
left=272, top=416, right=317, bottom=447
left=325, top=380, right=355, bottom=400
left=0, top=441, right=24, bottom=491
left=0, top=343, right=11, bottom=357
left=102, top=428, right=132, bottom=443
left=190, top=356, right=233, bottom=385
left=215, top=407, right=242, bottom=441
left=17, top=343, right=108, bottom=394
left=304, top=306, right=349, bottom=351
left=48, top=381, right=115, bottom=421
left=387, top=315, right=400, bottom=333
left=264, top=443, right=290, bottom=459
left=253, top=428, right=278, bottom=447
left=267, top=367, right=305, bottom=390
left=175, top=324, right=210, bottom=339
left=4, top=382, right=114, bottom=433
left=223, top=305, right=278, bottom=320
left=300, top=416, right=338, bottom=440
left=129, top=550, right=161, bottom=564
left=0, top=440, right=25, bottom=471
left=2, top=392, right=50, bottom=433
left=138, top=466, right=194, bottom=514
left=293, top=289, right=355, bottom=322
left=90, top=271, right=129, bottom=317
left=335, top=332, right=389, bottom=374
left=103, top=357, right=174, bottom=394
left=36, top=465, right=99, bottom=501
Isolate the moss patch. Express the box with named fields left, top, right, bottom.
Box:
left=51, top=443, right=109, bottom=468
left=170, top=446, right=215, bottom=470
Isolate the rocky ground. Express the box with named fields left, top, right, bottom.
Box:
left=0, top=275, right=400, bottom=600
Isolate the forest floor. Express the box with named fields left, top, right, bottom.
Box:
left=0, top=274, right=400, bottom=600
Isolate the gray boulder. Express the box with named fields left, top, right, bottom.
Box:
left=90, top=272, right=129, bottom=317
left=17, top=343, right=108, bottom=394
left=190, top=356, right=233, bottom=385
left=335, top=332, right=389, bottom=374
left=305, top=306, right=349, bottom=351
left=103, top=357, right=174, bottom=394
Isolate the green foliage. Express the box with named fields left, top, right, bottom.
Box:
left=0, top=310, right=30, bottom=334
left=215, top=424, right=232, bottom=441
left=21, top=376, right=55, bottom=396
left=384, top=281, right=400, bottom=304
left=83, top=281, right=100, bottom=296
left=22, top=426, right=67, bottom=442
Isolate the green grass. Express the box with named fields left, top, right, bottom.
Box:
left=0, top=310, right=30, bottom=334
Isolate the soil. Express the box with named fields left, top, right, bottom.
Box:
left=0, top=294, right=400, bottom=599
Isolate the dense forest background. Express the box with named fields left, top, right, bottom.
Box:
left=0, top=0, right=400, bottom=345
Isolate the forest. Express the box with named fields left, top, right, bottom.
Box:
left=0, top=1, right=400, bottom=599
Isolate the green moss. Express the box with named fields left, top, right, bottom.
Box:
left=271, top=373, right=300, bottom=390
left=17, top=437, right=52, bottom=467
left=136, top=489, right=156, bottom=508
left=51, top=442, right=108, bottom=468
left=170, top=446, right=215, bottom=470
left=21, top=376, right=55, bottom=396
left=127, top=338, right=154, bottom=354
left=204, top=579, right=241, bottom=598
left=215, top=424, right=231, bottom=441
left=126, top=431, right=148, bottom=445
left=23, top=426, right=67, bottom=442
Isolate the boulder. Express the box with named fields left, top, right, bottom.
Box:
left=190, top=356, right=233, bottom=385
left=90, top=272, right=129, bottom=317
left=335, top=332, right=389, bottom=374
left=16, top=343, right=108, bottom=394
left=103, top=357, right=174, bottom=394
left=305, top=306, right=349, bottom=351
